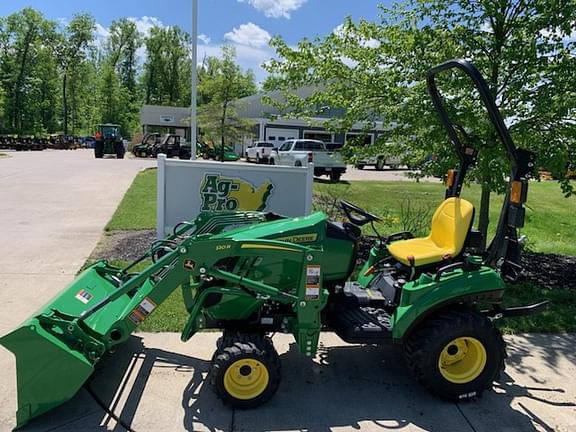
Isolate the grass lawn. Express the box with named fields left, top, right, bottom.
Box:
left=108, top=168, right=576, bottom=255
left=102, top=168, right=575, bottom=334
left=105, top=168, right=156, bottom=231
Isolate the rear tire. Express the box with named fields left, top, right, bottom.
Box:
left=330, top=172, right=342, bottom=182
left=269, top=158, right=275, bottom=165
left=115, top=142, right=125, bottom=159
left=404, top=307, right=505, bottom=401
left=209, top=333, right=280, bottom=409
left=356, top=164, right=364, bottom=170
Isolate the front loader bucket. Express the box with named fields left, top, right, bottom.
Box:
left=0, top=325, right=94, bottom=429
left=0, top=261, right=137, bottom=429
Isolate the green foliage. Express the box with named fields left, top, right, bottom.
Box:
left=264, top=0, right=576, bottom=239
left=142, top=26, right=191, bottom=106
left=52, top=13, right=96, bottom=135
left=0, top=8, right=59, bottom=134
left=0, top=7, right=257, bottom=138
left=197, top=46, right=257, bottom=146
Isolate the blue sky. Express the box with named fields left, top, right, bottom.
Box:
left=0, top=0, right=391, bottom=82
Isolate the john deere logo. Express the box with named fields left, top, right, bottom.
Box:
left=200, top=174, right=274, bottom=212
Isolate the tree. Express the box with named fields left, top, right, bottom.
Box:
left=197, top=46, right=257, bottom=156
left=264, top=0, right=576, bottom=244
left=0, top=8, right=58, bottom=134
left=99, top=19, right=142, bottom=135
left=142, top=26, right=191, bottom=106
left=52, top=14, right=95, bottom=135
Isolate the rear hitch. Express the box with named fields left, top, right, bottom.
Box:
left=483, top=301, right=550, bottom=320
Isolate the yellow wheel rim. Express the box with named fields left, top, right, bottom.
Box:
left=223, top=359, right=269, bottom=400
left=438, top=337, right=487, bottom=384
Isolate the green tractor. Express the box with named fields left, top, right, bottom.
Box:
left=94, top=124, right=125, bottom=159
left=0, top=60, right=547, bottom=429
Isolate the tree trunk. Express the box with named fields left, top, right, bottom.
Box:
left=477, top=176, right=491, bottom=251
left=13, top=27, right=34, bottom=133
left=220, top=102, right=227, bottom=162
left=62, top=70, right=68, bottom=135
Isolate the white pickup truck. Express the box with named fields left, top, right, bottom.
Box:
left=245, top=141, right=276, bottom=164
left=269, top=139, right=347, bottom=181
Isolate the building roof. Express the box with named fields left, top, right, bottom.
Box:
left=235, top=86, right=346, bottom=120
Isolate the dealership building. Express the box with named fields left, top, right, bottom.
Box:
left=139, top=87, right=384, bottom=153
left=235, top=87, right=384, bottom=149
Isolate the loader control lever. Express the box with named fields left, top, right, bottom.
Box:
left=340, top=200, right=381, bottom=226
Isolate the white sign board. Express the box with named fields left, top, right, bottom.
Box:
left=157, top=155, right=314, bottom=238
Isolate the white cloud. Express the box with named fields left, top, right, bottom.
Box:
left=95, top=17, right=164, bottom=63
left=238, top=0, right=307, bottom=19
left=198, top=34, right=211, bottom=44
left=333, top=23, right=380, bottom=49
left=127, top=16, right=164, bottom=38
left=540, top=26, right=576, bottom=44
left=197, top=41, right=275, bottom=84
left=225, top=22, right=271, bottom=48
left=95, top=23, right=110, bottom=39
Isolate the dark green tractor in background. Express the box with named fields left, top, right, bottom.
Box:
left=94, top=124, right=125, bottom=159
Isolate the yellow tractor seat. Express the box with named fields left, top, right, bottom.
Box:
left=387, top=197, right=474, bottom=267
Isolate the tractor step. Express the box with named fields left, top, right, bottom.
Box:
left=329, top=305, right=393, bottom=344
left=341, top=281, right=388, bottom=307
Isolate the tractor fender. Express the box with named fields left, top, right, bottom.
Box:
left=391, top=268, right=505, bottom=342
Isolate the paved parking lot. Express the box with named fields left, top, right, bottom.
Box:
left=0, top=150, right=574, bottom=432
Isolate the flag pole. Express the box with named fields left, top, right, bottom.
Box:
left=190, top=0, right=198, bottom=159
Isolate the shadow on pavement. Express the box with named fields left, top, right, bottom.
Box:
left=21, top=335, right=575, bottom=432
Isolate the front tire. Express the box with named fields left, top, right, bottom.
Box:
left=330, top=172, right=342, bottom=182
left=404, top=308, right=505, bottom=401
left=209, top=333, right=280, bottom=409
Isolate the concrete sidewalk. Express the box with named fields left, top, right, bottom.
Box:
left=0, top=150, right=155, bottom=430
left=18, top=332, right=576, bottom=432
left=1, top=149, right=574, bottom=432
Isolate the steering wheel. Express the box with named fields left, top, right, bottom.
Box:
left=340, top=200, right=382, bottom=226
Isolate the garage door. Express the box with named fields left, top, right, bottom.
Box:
left=265, top=128, right=299, bottom=145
